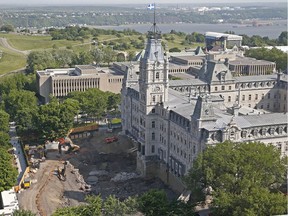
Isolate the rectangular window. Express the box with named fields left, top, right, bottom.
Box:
left=249, top=94, right=251, bottom=100
left=215, top=87, right=218, bottom=91
left=221, top=86, right=225, bottom=90
left=255, top=94, right=258, bottom=100
left=152, top=145, right=155, bottom=153
left=242, top=95, right=245, bottom=101
left=229, top=86, right=232, bottom=90
left=152, top=132, right=155, bottom=140
left=268, top=93, right=270, bottom=99
left=152, top=121, right=155, bottom=128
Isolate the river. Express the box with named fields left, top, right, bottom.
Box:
left=92, top=20, right=287, bottom=39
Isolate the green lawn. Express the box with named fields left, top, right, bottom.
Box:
left=0, top=45, right=26, bottom=75
left=0, top=33, right=82, bottom=51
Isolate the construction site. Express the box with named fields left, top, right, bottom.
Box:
left=17, top=127, right=176, bottom=216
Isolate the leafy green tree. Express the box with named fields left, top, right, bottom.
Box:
left=53, top=195, right=102, bottom=216
left=73, top=51, right=93, bottom=65
left=2, top=89, right=38, bottom=120
left=0, top=131, right=11, bottom=149
left=103, top=47, right=116, bottom=66
left=0, top=147, right=17, bottom=192
left=26, top=51, right=57, bottom=73
left=36, top=97, right=79, bottom=140
left=0, top=110, right=10, bottom=132
left=138, top=189, right=169, bottom=216
left=185, top=141, right=287, bottom=216
left=13, top=209, right=36, bottom=216
left=0, top=24, right=14, bottom=32
left=107, top=93, right=121, bottom=111
left=68, top=88, right=107, bottom=122
left=90, top=48, right=104, bottom=64
left=104, top=195, right=126, bottom=216
left=0, top=73, right=35, bottom=95
left=52, top=49, right=76, bottom=67
left=127, top=51, right=135, bottom=61
left=169, top=47, right=181, bottom=52
left=245, top=47, right=287, bottom=71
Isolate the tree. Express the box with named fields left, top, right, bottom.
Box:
left=169, top=47, right=181, bottom=52
left=13, top=209, right=36, bottom=216
left=103, top=47, right=116, bottom=66
left=185, top=141, right=287, bottom=216
left=36, top=98, right=79, bottom=140
left=104, top=195, right=126, bottom=216
left=245, top=47, right=287, bottom=71
left=90, top=48, right=103, bottom=64
left=0, top=110, right=10, bottom=132
left=0, top=24, right=14, bottom=32
left=68, top=88, right=107, bottom=122
left=0, top=147, right=17, bottom=192
left=0, top=131, right=11, bottom=149
left=138, top=189, right=169, bottom=216
left=2, top=89, right=38, bottom=120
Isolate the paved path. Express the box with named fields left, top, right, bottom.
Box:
left=9, top=124, right=27, bottom=184
left=0, top=37, right=30, bottom=55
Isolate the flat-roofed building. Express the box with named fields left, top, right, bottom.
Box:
left=36, top=64, right=124, bottom=103
left=205, top=31, right=242, bottom=51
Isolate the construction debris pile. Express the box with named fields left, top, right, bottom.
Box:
left=68, top=161, right=91, bottom=192
left=111, top=172, right=140, bottom=182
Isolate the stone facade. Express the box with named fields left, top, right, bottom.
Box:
left=121, top=30, right=288, bottom=182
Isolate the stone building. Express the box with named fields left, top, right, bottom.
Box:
left=121, top=28, right=288, bottom=192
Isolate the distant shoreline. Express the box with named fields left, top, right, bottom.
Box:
left=89, top=19, right=287, bottom=39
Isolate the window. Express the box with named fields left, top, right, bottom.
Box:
left=152, top=121, right=155, bottom=128
left=255, top=94, right=258, bottom=100
left=268, top=93, right=270, bottom=99
left=242, top=95, right=245, bottom=101
left=152, top=145, right=155, bottom=153
left=267, top=103, right=270, bottom=109
left=262, top=94, right=264, bottom=99
left=229, top=86, right=232, bottom=90
left=156, top=72, right=159, bottom=79
left=228, top=96, right=231, bottom=102
left=151, top=108, right=155, bottom=113
left=221, top=86, right=225, bottom=90
left=215, top=87, right=218, bottom=91
left=152, top=96, right=156, bottom=102
left=248, top=94, right=251, bottom=100
left=152, top=132, right=155, bottom=140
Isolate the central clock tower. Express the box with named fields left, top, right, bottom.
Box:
left=138, top=26, right=169, bottom=164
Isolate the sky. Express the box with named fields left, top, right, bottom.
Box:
left=0, top=0, right=285, bottom=5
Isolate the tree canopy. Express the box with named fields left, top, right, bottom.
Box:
left=0, top=147, right=18, bottom=192
left=185, top=141, right=287, bottom=216
left=245, top=47, right=287, bottom=71
left=36, top=98, right=79, bottom=140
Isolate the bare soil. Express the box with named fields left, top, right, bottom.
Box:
left=18, top=129, right=176, bottom=216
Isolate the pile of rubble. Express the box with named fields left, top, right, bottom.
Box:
left=68, top=161, right=91, bottom=192
left=111, top=172, right=139, bottom=182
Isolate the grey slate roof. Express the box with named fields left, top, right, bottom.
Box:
left=235, top=74, right=277, bottom=82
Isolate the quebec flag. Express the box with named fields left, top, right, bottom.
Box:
left=147, top=3, right=155, bottom=10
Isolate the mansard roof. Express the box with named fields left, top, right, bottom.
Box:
left=235, top=74, right=277, bottom=82
left=200, top=60, right=235, bottom=84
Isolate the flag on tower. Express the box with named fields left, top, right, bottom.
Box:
left=147, top=3, right=155, bottom=10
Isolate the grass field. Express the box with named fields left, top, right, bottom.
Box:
left=0, top=45, right=26, bottom=75
left=0, top=32, right=203, bottom=75
left=0, top=33, right=82, bottom=51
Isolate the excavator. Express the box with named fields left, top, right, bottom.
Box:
left=58, top=137, right=80, bottom=154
